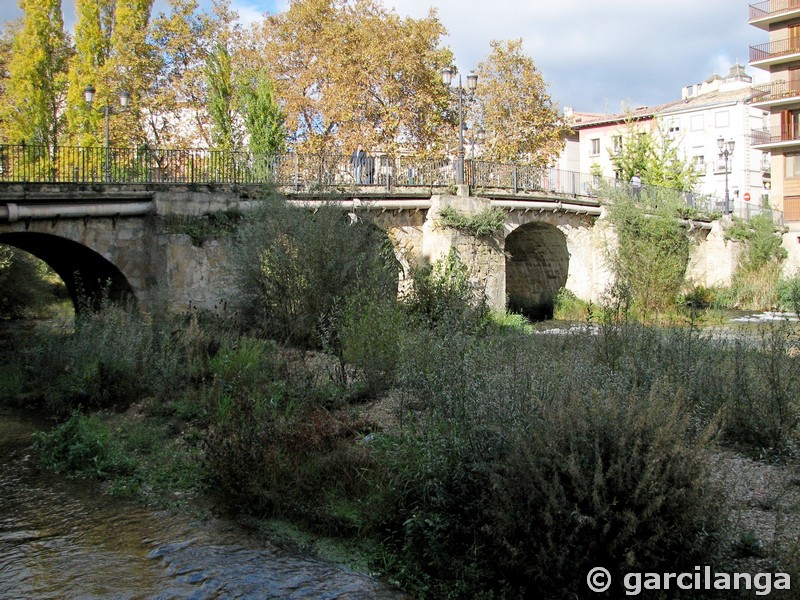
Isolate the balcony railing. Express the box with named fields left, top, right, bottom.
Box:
left=750, top=38, right=800, bottom=63
left=750, top=79, right=800, bottom=103
left=751, top=125, right=800, bottom=145
left=749, top=0, right=800, bottom=21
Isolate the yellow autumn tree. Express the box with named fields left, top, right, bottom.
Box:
left=473, top=39, right=568, bottom=167
left=253, top=0, right=452, bottom=154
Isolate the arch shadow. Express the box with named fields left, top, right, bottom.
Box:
left=0, top=232, right=136, bottom=313
left=504, top=222, right=569, bottom=320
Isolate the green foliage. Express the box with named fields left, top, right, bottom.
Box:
left=33, top=412, right=136, bottom=479
left=205, top=42, right=238, bottom=151
left=609, top=119, right=699, bottom=192
left=726, top=215, right=787, bottom=273
left=369, top=325, right=725, bottom=599
left=239, top=69, right=286, bottom=159
left=403, top=248, right=487, bottom=329
left=438, top=206, right=505, bottom=237
left=19, top=303, right=207, bottom=416
left=339, top=291, right=406, bottom=396
left=553, top=287, right=589, bottom=321
left=0, top=0, right=70, bottom=148
left=778, top=273, right=800, bottom=314
left=232, top=194, right=399, bottom=348
left=164, top=209, right=241, bottom=245
left=0, top=244, right=58, bottom=319
left=605, top=193, right=691, bottom=315
left=725, top=215, right=787, bottom=309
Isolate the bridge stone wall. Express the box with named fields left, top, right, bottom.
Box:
left=0, top=183, right=747, bottom=317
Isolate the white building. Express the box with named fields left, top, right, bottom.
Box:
left=558, top=65, right=771, bottom=211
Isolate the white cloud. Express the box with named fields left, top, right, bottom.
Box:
left=381, top=0, right=760, bottom=113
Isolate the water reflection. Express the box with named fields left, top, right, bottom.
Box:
left=0, top=407, right=405, bottom=599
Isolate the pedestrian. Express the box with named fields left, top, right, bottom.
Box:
left=351, top=144, right=366, bottom=184
left=630, top=171, right=642, bottom=198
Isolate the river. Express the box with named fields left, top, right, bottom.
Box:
left=0, top=406, right=406, bottom=599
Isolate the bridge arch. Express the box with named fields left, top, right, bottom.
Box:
left=0, top=232, right=136, bottom=312
left=504, top=221, right=570, bottom=320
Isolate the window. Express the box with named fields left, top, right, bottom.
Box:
left=715, top=111, right=729, bottom=128
left=782, top=109, right=800, bottom=141
left=786, top=153, right=800, bottom=177
left=590, top=138, right=600, bottom=156
left=668, top=119, right=680, bottom=135
left=612, top=135, right=622, bottom=155
left=691, top=115, right=704, bottom=132
left=785, top=196, right=800, bottom=222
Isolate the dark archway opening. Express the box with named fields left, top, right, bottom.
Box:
left=504, top=223, right=569, bottom=321
left=0, top=233, right=135, bottom=313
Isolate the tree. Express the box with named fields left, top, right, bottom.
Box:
left=64, top=0, right=113, bottom=146
left=239, top=70, right=286, bottom=157
left=65, top=0, right=155, bottom=148
left=253, top=0, right=452, bottom=153
left=610, top=118, right=698, bottom=192
left=473, top=39, right=567, bottom=167
left=146, top=0, right=211, bottom=148
left=0, top=0, right=70, bottom=150
left=205, top=42, right=238, bottom=150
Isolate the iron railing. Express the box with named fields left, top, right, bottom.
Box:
left=750, top=38, right=800, bottom=63
left=0, top=142, right=781, bottom=223
left=749, top=0, right=800, bottom=21
left=750, top=79, right=800, bottom=103
left=751, top=125, right=800, bottom=145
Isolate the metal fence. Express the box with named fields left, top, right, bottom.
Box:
left=0, top=142, right=782, bottom=223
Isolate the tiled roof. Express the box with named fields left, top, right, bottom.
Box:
left=570, top=86, right=758, bottom=130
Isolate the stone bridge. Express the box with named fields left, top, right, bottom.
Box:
left=0, top=182, right=737, bottom=318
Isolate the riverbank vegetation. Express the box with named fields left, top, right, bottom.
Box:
left=2, top=196, right=800, bottom=598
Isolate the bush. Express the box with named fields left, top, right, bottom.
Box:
left=605, top=194, right=691, bottom=316
left=402, top=248, right=487, bottom=330
left=33, top=412, right=136, bottom=479
left=232, top=194, right=399, bottom=348
left=18, top=303, right=209, bottom=416
left=371, top=326, right=725, bottom=599
left=201, top=336, right=376, bottom=530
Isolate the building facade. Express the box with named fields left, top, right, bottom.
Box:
left=749, top=0, right=800, bottom=229
left=559, top=66, right=770, bottom=215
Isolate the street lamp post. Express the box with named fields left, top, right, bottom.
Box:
left=84, top=85, right=130, bottom=182
left=718, top=137, right=735, bottom=216
left=441, top=66, right=477, bottom=186
left=464, top=124, right=486, bottom=185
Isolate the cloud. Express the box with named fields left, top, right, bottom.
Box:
left=381, top=0, right=760, bottom=113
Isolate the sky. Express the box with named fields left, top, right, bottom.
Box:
left=0, top=0, right=767, bottom=115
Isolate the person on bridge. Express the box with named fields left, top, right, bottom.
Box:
left=352, top=145, right=366, bottom=184
left=630, top=171, right=642, bottom=199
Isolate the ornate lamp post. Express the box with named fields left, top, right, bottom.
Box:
left=84, top=85, right=130, bottom=182
left=718, top=137, right=735, bottom=216
left=464, top=124, right=486, bottom=186
left=441, top=66, right=478, bottom=186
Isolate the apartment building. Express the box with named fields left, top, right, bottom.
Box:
left=559, top=65, right=770, bottom=210
left=749, top=0, right=800, bottom=228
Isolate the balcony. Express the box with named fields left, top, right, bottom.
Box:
left=749, top=0, right=800, bottom=30
left=750, top=39, right=800, bottom=69
left=751, top=79, right=800, bottom=106
left=751, top=125, right=800, bottom=149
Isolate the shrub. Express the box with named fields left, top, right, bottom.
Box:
left=402, top=248, right=487, bottom=330
left=19, top=303, right=209, bottom=416
left=232, top=194, right=399, bottom=348
left=372, top=326, right=725, bottom=599
left=33, top=412, right=136, bottom=479
left=605, top=194, right=691, bottom=316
